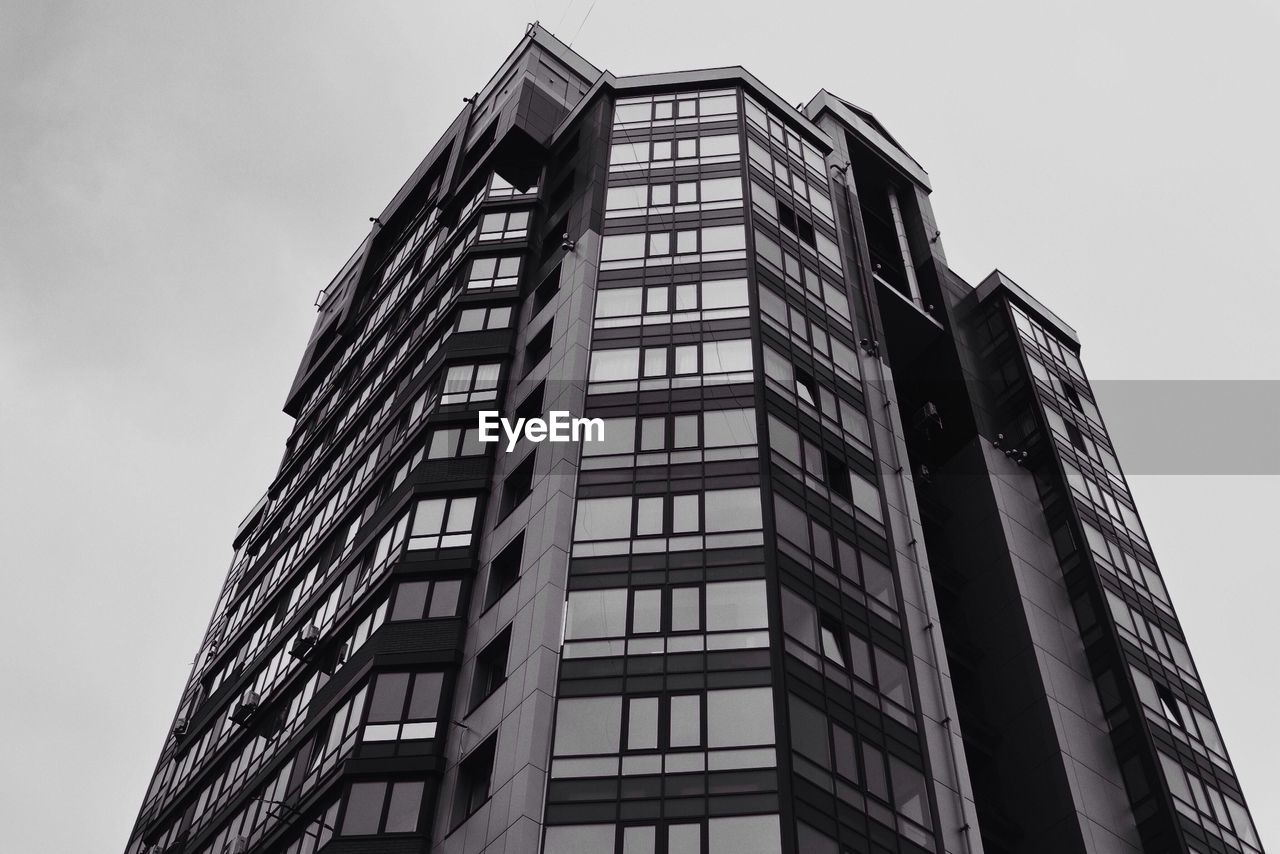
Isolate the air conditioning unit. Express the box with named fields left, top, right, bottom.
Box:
left=224, top=836, right=249, bottom=854
left=230, top=691, right=261, bottom=727
left=289, top=625, right=321, bottom=660
left=171, top=718, right=189, bottom=739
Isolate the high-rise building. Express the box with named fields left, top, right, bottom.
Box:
left=125, top=24, right=1263, bottom=854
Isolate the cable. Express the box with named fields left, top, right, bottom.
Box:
left=569, top=0, right=599, bottom=46
left=554, top=0, right=576, bottom=33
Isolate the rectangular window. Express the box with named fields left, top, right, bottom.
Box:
left=471, top=627, right=512, bottom=707
left=441, top=362, right=500, bottom=404
left=341, top=779, right=424, bottom=835
left=479, top=209, right=530, bottom=241
left=407, top=496, right=477, bottom=550
left=466, top=255, right=521, bottom=290
left=485, top=532, right=524, bottom=609
left=456, top=305, right=512, bottom=332
left=453, top=736, right=496, bottom=825
left=389, top=578, right=462, bottom=621
left=363, top=671, right=444, bottom=742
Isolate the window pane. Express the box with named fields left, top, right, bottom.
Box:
left=574, top=497, right=632, bottom=540
left=701, top=224, right=745, bottom=251
left=672, top=495, right=699, bottom=533
left=781, top=587, right=817, bottom=649
left=671, top=587, right=701, bottom=631
left=708, top=815, right=780, bottom=854
left=606, top=185, right=646, bottom=211
left=411, top=499, right=445, bottom=536
left=890, top=756, right=931, bottom=825
left=789, top=695, right=830, bottom=766
left=341, top=781, right=386, bottom=835
left=627, top=697, right=659, bottom=750
left=408, top=672, right=443, bottom=719
left=601, top=233, right=646, bottom=261
left=704, top=407, right=756, bottom=447
left=701, top=277, right=747, bottom=309
left=669, top=695, right=701, bottom=747
left=633, top=589, right=662, bottom=632
left=553, top=696, right=622, bottom=756
left=597, top=287, right=644, bottom=318
left=669, top=824, right=701, bottom=854
left=706, top=580, right=767, bottom=631
left=384, top=780, right=423, bottom=832
left=707, top=687, right=774, bottom=747
left=590, top=348, right=639, bottom=382
left=428, top=579, right=461, bottom=617
left=368, top=673, right=409, bottom=723
left=584, top=417, right=635, bottom=456
left=635, top=497, right=663, bottom=535
left=391, top=581, right=429, bottom=621
left=673, top=414, right=698, bottom=448
left=704, top=339, right=752, bottom=372
left=545, top=825, right=617, bottom=854
left=704, top=487, right=760, bottom=531
left=566, top=589, right=628, bottom=639
left=623, top=825, right=657, bottom=854
left=446, top=496, right=476, bottom=532
left=701, top=176, right=742, bottom=202
left=638, top=417, right=664, bottom=451
left=700, top=134, right=740, bottom=157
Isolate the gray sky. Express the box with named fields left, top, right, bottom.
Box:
left=1, top=2, right=1276, bottom=852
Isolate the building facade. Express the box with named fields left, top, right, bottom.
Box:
left=125, top=24, right=1263, bottom=854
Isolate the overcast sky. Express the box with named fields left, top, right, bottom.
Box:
left=1, top=2, right=1276, bottom=852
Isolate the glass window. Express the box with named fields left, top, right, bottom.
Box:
left=584, top=416, right=636, bottom=456
left=466, top=255, right=520, bottom=289
left=553, top=696, right=622, bottom=756
left=701, top=176, right=742, bottom=202
left=789, top=695, right=830, bottom=767
left=704, top=487, right=761, bottom=532
left=589, top=348, right=640, bottom=382
left=890, top=756, right=931, bottom=825
left=876, top=649, right=913, bottom=710
left=700, top=93, right=737, bottom=116
left=708, top=814, right=780, bottom=854
left=623, top=826, right=656, bottom=854
left=707, top=687, right=774, bottom=747
left=640, top=417, right=665, bottom=450
left=700, top=134, right=740, bottom=157
left=703, top=339, right=752, bottom=373
left=627, top=697, right=659, bottom=750
left=633, top=589, right=662, bottom=632
left=672, top=494, right=700, bottom=533
left=596, top=287, right=644, bottom=318
left=701, top=277, right=748, bottom=310
left=384, top=781, right=423, bottom=832
left=635, top=497, right=664, bottom=535
left=669, top=824, right=700, bottom=854
left=703, top=407, right=756, bottom=447
left=574, top=496, right=633, bottom=541
left=601, top=233, right=646, bottom=261
left=545, top=825, right=616, bottom=854
left=669, top=695, right=702, bottom=747
left=671, top=587, right=701, bottom=631
left=705, top=580, right=767, bottom=631
left=781, top=587, right=817, bottom=649
left=341, top=782, right=386, bottom=835
left=566, top=588, right=628, bottom=639
left=701, top=224, right=745, bottom=252
left=407, top=496, right=476, bottom=550
left=606, top=184, right=647, bottom=211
